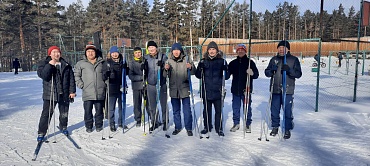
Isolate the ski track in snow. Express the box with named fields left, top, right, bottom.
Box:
left=0, top=57, right=370, bottom=165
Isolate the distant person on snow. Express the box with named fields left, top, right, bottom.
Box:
left=338, top=53, right=343, bottom=67
left=36, top=46, right=76, bottom=142
left=264, top=40, right=302, bottom=139
left=13, top=58, right=20, bottom=75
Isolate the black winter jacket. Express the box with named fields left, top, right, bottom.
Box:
left=264, top=52, right=302, bottom=94
left=102, top=57, right=128, bottom=96
left=228, top=55, right=259, bottom=95
left=195, top=52, right=230, bottom=100
left=37, top=56, right=76, bottom=102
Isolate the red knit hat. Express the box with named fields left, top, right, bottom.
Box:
left=48, top=46, right=61, bottom=56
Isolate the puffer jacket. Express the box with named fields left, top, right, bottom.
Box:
left=37, top=56, right=76, bottom=102
left=74, top=56, right=106, bottom=101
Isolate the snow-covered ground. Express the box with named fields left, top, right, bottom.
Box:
left=0, top=57, right=369, bottom=165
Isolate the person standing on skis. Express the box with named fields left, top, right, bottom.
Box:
left=128, top=47, right=146, bottom=127
left=102, top=46, right=129, bottom=132
left=164, top=43, right=196, bottom=136
left=228, top=44, right=259, bottom=133
left=36, top=46, right=76, bottom=141
left=142, top=41, right=168, bottom=132
left=264, top=40, right=302, bottom=139
left=195, top=41, right=230, bottom=137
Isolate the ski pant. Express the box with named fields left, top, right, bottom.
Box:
left=146, top=84, right=168, bottom=125
left=171, top=97, right=192, bottom=130
left=232, top=94, right=252, bottom=126
left=132, top=89, right=143, bottom=122
left=270, top=94, right=294, bottom=131
left=108, top=94, right=122, bottom=126
left=203, top=99, right=222, bottom=132
left=83, top=100, right=104, bottom=129
left=38, top=98, right=69, bottom=135
left=14, top=67, right=18, bottom=74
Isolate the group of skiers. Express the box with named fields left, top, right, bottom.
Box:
left=35, top=39, right=302, bottom=142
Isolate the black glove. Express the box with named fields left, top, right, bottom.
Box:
left=141, top=63, right=148, bottom=71
left=271, top=64, right=278, bottom=73
left=69, top=97, right=74, bottom=103
left=157, top=60, right=163, bottom=66
left=198, top=60, right=204, bottom=70
left=105, top=70, right=111, bottom=77
left=221, top=64, right=228, bottom=71
left=122, top=63, right=128, bottom=69
left=281, top=64, right=290, bottom=74
left=109, top=70, right=116, bottom=79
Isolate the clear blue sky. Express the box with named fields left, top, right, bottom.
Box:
left=59, top=0, right=360, bottom=14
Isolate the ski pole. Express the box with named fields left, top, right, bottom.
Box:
left=258, top=75, right=274, bottom=141
left=201, top=69, right=210, bottom=139
left=45, top=75, right=54, bottom=143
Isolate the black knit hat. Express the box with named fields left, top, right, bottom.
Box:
left=277, top=40, right=290, bottom=50
left=147, top=41, right=157, bottom=48
left=207, top=41, right=219, bottom=52
left=134, top=47, right=142, bottom=52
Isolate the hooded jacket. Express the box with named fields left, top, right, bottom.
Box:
left=74, top=55, right=106, bottom=101
left=102, top=53, right=126, bottom=96
left=37, top=56, right=76, bottom=102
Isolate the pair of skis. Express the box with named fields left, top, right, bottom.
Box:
left=32, top=129, right=81, bottom=161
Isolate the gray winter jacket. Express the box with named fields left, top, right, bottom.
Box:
left=74, top=57, right=106, bottom=101
left=143, top=52, right=168, bottom=86
left=163, top=53, right=196, bottom=99
left=128, top=57, right=145, bottom=90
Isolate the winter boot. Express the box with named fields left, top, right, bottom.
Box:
left=201, top=128, right=211, bottom=134
left=118, top=124, right=123, bottom=128
left=187, top=130, right=193, bottom=136
left=270, top=127, right=278, bottom=136
left=136, top=121, right=141, bottom=127
left=284, top=130, right=291, bottom=139
left=172, top=129, right=182, bottom=135
left=230, top=124, right=240, bottom=132
left=245, top=125, right=251, bottom=133
left=59, top=126, right=69, bottom=136
left=96, top=127, right=103, bottom=132
left=86, top=128, right=93, bottom=133
left=37, top=134, right=45, bottom=142
left=217, top=130, right=225, bottom=137
left=110, top=125, right=117, bottom=132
